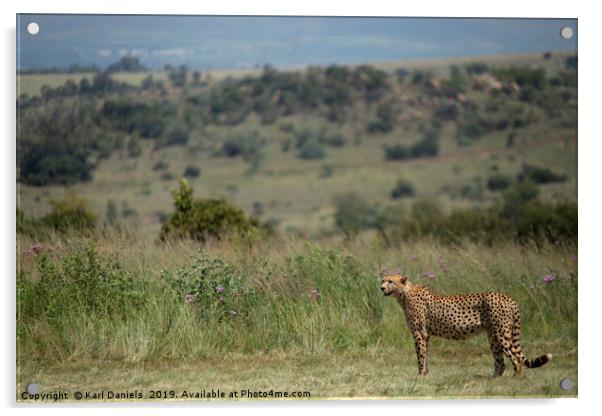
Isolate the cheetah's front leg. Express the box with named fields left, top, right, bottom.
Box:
left=413, top=332, right=429, bottom=375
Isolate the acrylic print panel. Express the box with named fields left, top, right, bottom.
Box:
left=16, top=14, right=577, bottom=402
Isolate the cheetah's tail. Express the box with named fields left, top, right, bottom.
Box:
left=524, top=353, right=553, bottom=369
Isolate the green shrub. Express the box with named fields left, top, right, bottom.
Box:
left=565, top=56, right=577, bottom=70
left=390, top=179, right=416, bottom=199
left=464, top=62, right=489, bottom=75
left=520, top=164, right=566, bottom=184
left=318, top=132, right=346, bottom=147
left=460, top=179, right=484, bottom=201
left=161, top=251, right=256, bottom=322
left=383, top=144, right=409, bottom=161
left=374, top=192, right=577, bottom=246
left=410, top=130, right=439, bottom=158
left=164, top=127, right=189, bottom=147
left=514, top=201, right=577, bottom=243
left=152, top=160, right=169, bottom=171
left=367, top=101, right=396, bottom=133
left=183, top=165, right=201, bottom=178
left=487, top=174, right=513, bottom=191
left=411, top=70, right=434, bottom=85
left=297, top=141, right=326, bottom=160
left=105, top=199, right=119, bottom=227
left=434, top=102, right=460, bottom=121
left=42, top=194, right=97, bottom=233
left=279, top=122, right=295, bottom=133
left=18, top=247, right=146, bottom=324
left=333, top=193, right=371, bottom=237
left=217, top=133, right=263, bottom=160
left=492, top=66, right=547, bottom=90
left=160, top=179, right=258, bottom=242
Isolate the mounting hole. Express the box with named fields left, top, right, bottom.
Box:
left=27, top=22, right=40, bottom=35
left=559, top=378, right=573, bottom=390
left=26, top=383, right=40, bottom=394
left=560, top=26, right=573, bottom=40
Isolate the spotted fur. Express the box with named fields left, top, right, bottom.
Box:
left=380, top=273, right=552, bottom=377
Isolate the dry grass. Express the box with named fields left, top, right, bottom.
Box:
left=18, top=340, right=576, bottom=402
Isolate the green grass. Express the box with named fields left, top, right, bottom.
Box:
left=16, top=233, right=577, bottom=400
left=18, top=343, right=576, bottom=401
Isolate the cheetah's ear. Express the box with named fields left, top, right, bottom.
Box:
left=401, top=275, right=409, bottom=284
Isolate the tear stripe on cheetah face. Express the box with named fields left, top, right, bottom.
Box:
left=381, top=273, right=552, bottom=377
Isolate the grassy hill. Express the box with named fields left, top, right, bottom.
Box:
left=17, top=49, right=577, bottom=238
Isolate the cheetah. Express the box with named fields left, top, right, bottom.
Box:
left=380, top=272, right=552, bottom=377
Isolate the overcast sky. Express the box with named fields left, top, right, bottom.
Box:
left=17, top=15, right=577, bottom=70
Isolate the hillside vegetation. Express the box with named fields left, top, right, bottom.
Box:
left=17, top=51, right=577, bottom=238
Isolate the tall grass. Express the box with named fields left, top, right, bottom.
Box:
left=16, top=233, right=577, bottom=363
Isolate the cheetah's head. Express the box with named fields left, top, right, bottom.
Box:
left=380, top=273, right=408, bottom=297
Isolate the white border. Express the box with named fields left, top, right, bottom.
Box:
left=3, top=1, right=600, bottom=415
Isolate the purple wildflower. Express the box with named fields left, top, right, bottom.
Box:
left=437, top=255, right=444, bottom=264
left=543, top=274, right=556, bottom=283
left=410, top=255, right=417, bottom=262
left=215, top=286, right=225, bottom=293
left=31, top=243, right=43, bottom=254
left=422, top=271, right=435, bottom=279
left=185, top=292, right=197, bottom=305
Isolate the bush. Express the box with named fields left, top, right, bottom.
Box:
left=164, top=127, right=189, bottom=147
left=464, top=62, right=489, bottom=75
left=42, top=194, right=97, bottom=233
left=565, top=56, right=577, bottom=70
left=411, top=70, right=434, bottom=85
left=514, top=201, right=577, bottom=243
left=18, top=247, right=146, bottom=327
left=333, top=193, right=371, bottom=237
left=217, top=133, right=263, bottom=160
left=318, top=132, right=346, bottom=147
left=410, top=132, right=439, bottom=158
left=127, top=136, right=142, bottom=157
left=376, top=195, right=577, bottom=246
left=460, top=179, right=484, bottom=201
left=395, top=68, right=409, bottom=82
left=390, top=179, right=416, bottom=199
left=487, top=174, right=513, bottom=191
left=501, top=180, right=539, bottom=222
left=367, top=101, right=396, bottom=133
left=152, top=160, right=169, bottom=171
left=383, top=144, right=409, bottom=161
left=492, top=66, right=547, bottom=90
left=520, top=164, right=566, bottom=184
left=297, top=141, right=326, bottom=160
left=160, top=179, right=258, bottom=242
left=161, top=251, right=255, bottom=322
left=105, top=199, right=119, bottom=227
left=183, top=165, right=201, bottom=178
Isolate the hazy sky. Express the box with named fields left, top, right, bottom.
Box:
left=17, top=15, right=577, bottom=70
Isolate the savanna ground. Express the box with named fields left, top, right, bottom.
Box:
left=16, top=234, right=577, bottom=401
